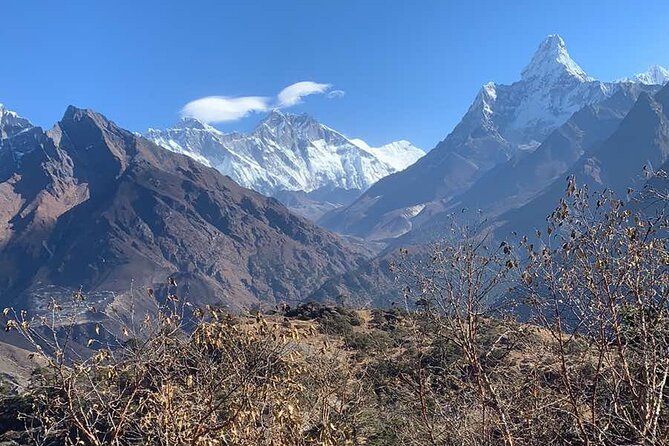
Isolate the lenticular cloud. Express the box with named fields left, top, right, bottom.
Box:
left=181, top=81, right=340, bottom=123
left=276, top=81, right=332, bottom=107
left=181, top=96, right=270, bottom=123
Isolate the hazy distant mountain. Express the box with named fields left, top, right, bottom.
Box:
left=320, top=35, right=669, bottom=241
left=0, top=106, right=367, bottom=312
left=145, top=111, right=423, bottom=218
left=627, top=65, right=669, bottom=86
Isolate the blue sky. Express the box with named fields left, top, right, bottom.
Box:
left=1, top=1, right=668, bottom=149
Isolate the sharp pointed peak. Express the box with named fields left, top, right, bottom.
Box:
left=261, top=109, right=291, bottom=124
left=630, top=65, right=669, bottom=85
left=260, top=109, right=318, bottom=127
left=0, top=103, right=29, bottom=120
left=0, top=103, right=24, bottom=117
left=0, top=102, right=34, bottom=139
left=58, top=106, right=132, bottom=142
left=521, top=34, right=590, bottom=83
left=264, top=108, right=308, bottom=120
left=648, top=64, right=668, bottom=71
left=541, top=34, right=565, bottom=46
left=63, top=104, right=83, bottom=118
left=478, top=82, right=497, bottom=98
left=268, top=108, right=286, bottom=117
left=61, top=105, right=100, bottom=122
left=174, top=116, right=213, bottom=130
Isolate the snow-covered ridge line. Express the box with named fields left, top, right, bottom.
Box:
left=467, top=35, right=669, bottom=156
left=623, top=65, right=669, bottom=86
left=0, top=103, right=33, bottom=140
left=520, top=34, right=591, bottom=83
left=145, top=110, right=424, bottom=197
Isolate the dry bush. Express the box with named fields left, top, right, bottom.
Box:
left=386, top=223, right=551, bottom=446
left=521, top=176, right=669, bottom=445
left=2, top=174, right=667, bottom=446
left=384, top=174, right=669, bottom=445
left=3, top=297, right=367, bottom=445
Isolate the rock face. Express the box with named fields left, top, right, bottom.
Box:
left=0, top=104, right=32, bottom=140
left=495, top=81, right=669, bottom=238
left=396, top=82, right=661, bottom=246
left=145, top=111, right=423, bottom=219
left=0, top=106, right=367, bottom=311
left=320, top=35, right=668, bottom=241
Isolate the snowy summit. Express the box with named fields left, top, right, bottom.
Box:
left=629, top=65, right=669, bottom=85
left=0, top=104, right=33, bottom=140
left=520, top=34, right=591, bottom=83
left=145, top=110, right=423, bottom=198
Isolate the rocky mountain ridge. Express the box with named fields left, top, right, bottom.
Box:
left=0, top=106, right=368, bottom=313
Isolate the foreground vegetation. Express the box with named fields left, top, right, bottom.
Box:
left=1, top=175, right=668, bottom=445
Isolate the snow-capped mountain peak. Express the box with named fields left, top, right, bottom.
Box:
left=630, top=65, right=669, bottom=86
left=261, top=109, right=315, bottom=127
left=255, top=109, right=324, bottom=139
left=320, top=34, right=667, bottom=241
left=145, top=112, right=423, bottom=201
left=0, top=103, right=33, bottom=140
left=521, top=34, right=590, bottom=83
left=457, top=35, right=604, bottom=158
left=174, top=116, right=218, bottom=131
left=352, top=139, right=425, bottom=172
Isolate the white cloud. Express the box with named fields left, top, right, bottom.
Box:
left=276, top=81, right=331, bottom=108
left=181, top=96, right=270, bottom=123
left=327, top=89, right=346, bottom=99
left=182, top=81, right=341, bottom=123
